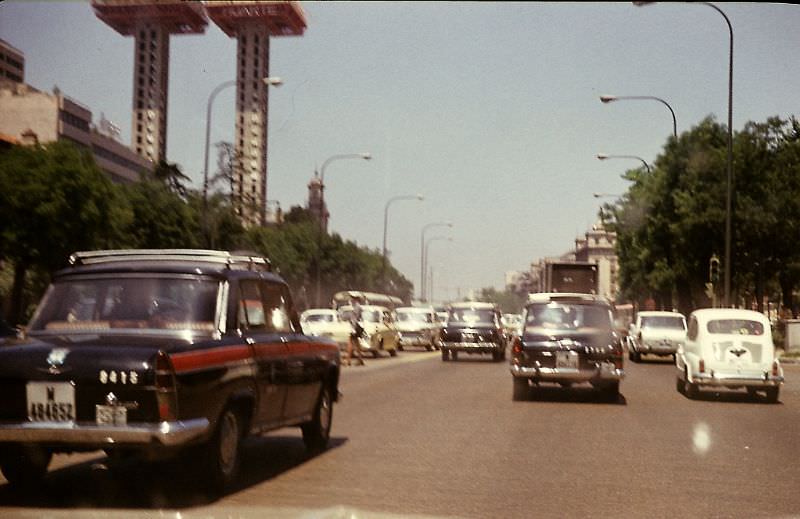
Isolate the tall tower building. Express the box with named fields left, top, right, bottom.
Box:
left=307, top=172, right=328, bottom=232
left=205, top=1, right=306, bottom=227
left=92, top=1, right=208, bottom=163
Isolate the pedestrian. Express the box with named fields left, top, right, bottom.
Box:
left=346, top=296, right=365, bottom=366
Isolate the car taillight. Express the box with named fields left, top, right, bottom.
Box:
left=512, top=338, right=523, bottom=355
left=699, top=358, right=706, bottom=374
left=772, top=360, right=780, bottom=377
left=155, top=351, right=178, bottom=421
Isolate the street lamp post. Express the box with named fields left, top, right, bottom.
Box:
left=600, top=94, right=677, bottom=138
left=314, top=152, right=372, bottom=307
left=597, top=153, right=651, bottom=174
left=634, top=1, right=734, bottom=307
left=382, top=194, right=424, bottom=291
left=424, top=236, right=452, bottom=303
left=202, top=76, right=282, bottom=245
left=420, top=222, right=452, bottom=301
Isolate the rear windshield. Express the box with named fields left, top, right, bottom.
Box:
left=304, top=313, right=334, bottom=323
left=640, top=315, right=686, bottom=330
left=448, top=308, right=495, bottom=325
left=524, top=302, right=612, bottom=331
left=396, top=311, right=433, bottom=323
left=28, top=275, right=219, bottom=333
left=706, top=319, right=764, bottom=336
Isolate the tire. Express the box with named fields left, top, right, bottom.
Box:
left=512, top=377, right=529, bottom=401
left=389, top=347, right=397, bottom=357
left=633, top=350, right=641, bottom=363
left=676, top=376, right=685, bottom=394
left=205, top=407, right=243, bottom=493
left=451, top=351, right=458, bottom=361
left=602, top=382, right=620, bottom=402
left=764, top=386, right=780, bottom=404
left=0, top=444, right=52, bottom=488
left=302, top=384, right=334, bottom=452
left=684, top=377, right=699, bottom=399
left=441, top=348, right=449, bottom=361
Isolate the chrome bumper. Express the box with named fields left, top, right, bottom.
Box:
left=442, top=342, right=502, bottom=352
left=0, top=418, right=210, bottom=447
left=692, top=372, right=784, bottom=388
left=639, top=344, right=678, bottom=355
left=511, top=362, right=624, bottom=382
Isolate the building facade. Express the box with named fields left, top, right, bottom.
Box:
left=0, top=82, right=152, bottom=183
left=0, top=39, right=24, bottom=84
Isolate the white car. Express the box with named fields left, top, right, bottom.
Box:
left=627, top=311, right=687, bottom=362
left=300, top=308, right=352, bottom=349
left=394, top=306, right=441, bottom=351
left=676, top=308, right=784, bottom=402
left=340, top=304, right=400, bottom=357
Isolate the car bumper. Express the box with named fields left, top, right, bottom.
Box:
left=638, top=344, right=679, bottom=355
left=691, top=372, right=784, bottom=388
left=399, top=335, right=432, bottom=346
left=442, top=342, right=502, bottom=353
left=510, top=362, right=624, bottom=383
left=0, top=418, right=210, bottom=447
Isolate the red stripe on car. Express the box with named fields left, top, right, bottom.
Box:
left=171, top=345, right=252, bottom=373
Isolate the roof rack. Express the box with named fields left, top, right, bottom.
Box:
left=68, top=249, right=272, bottom=272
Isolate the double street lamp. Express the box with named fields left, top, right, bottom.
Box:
left=424, top=236, right=452, bottom=303
left=420, top=222, right=452, bottom=301
left=634, top=1, right=734, bottom=307
left=314, top=152, right=373, bottom=307
left=600, top=94, right=677, bottom=138
left=596, top=153, right=651, bottom=174
left=201, top=76, right=283, bottom=244
left=382, top=194, right=424, bottom=291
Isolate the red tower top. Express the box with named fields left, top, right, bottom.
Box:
left=205, top=1, right=306, bottom=37
left=92, top=0, right=208, bottom=35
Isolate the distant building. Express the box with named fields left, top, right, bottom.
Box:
left=0, top=82, right=152, bottom=183
left=0, top=39, right=24, bottom=84
left=574, top=220, right=618, bottom=301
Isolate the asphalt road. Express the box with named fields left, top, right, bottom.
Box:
left=1, top=350, right=799, bottom=518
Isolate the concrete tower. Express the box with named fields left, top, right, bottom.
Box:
left=205, top=1, right=306, bottom=226
left=92, top=1, right=208, bottom=164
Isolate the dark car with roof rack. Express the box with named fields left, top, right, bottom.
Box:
left=510, top=292, right=624, bottom=401
left=0, top=249, right=340, bottom=492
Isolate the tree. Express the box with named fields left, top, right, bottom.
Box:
left=0, top=141, right=131, bottom=323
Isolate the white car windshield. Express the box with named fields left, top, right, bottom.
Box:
left=707, top=319, right=764, bottom=336
left=525, top=303, right=612, bottom=331
left=448, top=309, right=494, bottom=325
left=305, top=313, right=334, bottom=323
left=396, top=312, right=432, bottom=323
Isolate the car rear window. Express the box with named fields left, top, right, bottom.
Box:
left=28, top=275, right=219, bottom=333
left=706, top=319, right=764, bottom=336
left=524, top=302, right=612, bottom=331
left=640, top=316, right=686, bottom=330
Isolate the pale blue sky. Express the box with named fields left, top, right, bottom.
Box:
left=2, top=2, right=798, bottom=300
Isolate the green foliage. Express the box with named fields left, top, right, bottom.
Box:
left=613, top=115, right=800, bottom=314
left=473, top=287, right=525, bottom=314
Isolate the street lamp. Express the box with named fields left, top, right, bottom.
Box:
left=597, top=153, right=651, bottom=174
left=382, top=193, right=424, bottom=291
left=600, top=94, right=677, bottom=138
left=424, top=236, right=452, bottom=303
left=635, top=1, right=734, bottom=307
left=314, top=152, right=373, bottom=307
left=420, top=222, right=452, bottom=301
left=202, top=76, right=283, bottom=244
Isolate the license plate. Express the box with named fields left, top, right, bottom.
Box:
left=96, top=405, right=127, bottom=426
left=26, top=382, right=76, bottom=422
left=556, top=351, right=579, bottom=370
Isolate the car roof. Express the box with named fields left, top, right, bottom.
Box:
left=638, top=311, right=685, bottom=318
left=396, top=306, right=433, bottom=312
left=449, top=301, right=496, bottom=309
left=690, top=308, right=770, bottom=323
left=527, top=292, right=611, bottom=305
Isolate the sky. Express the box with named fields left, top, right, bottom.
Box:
left=1, top=1, right=799, bottom=302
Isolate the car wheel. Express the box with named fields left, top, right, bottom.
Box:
left=633, top=350, right=641, bottom=363
left=684, top=377, right=699, bottom=399
left=441, top=348, right=449, bottom=361
left=512, top=377, right=529, bottom=401
left=302, top=384, right=333, bottom=452
left=764, top=387, right=780, bottom=404
left=602, top=382, right=620, bottom=401
left=0, top=444, right=52, bottom=488
left=451, top=351, right=458, bottom=361
left=676, top=376, right=685, bottom=394
left=206, top=407, right=243, bottom=493
left=389, top=347, right=397, bottom=357
left=425, top=344, right=433, bottom=351
left=398, top=344, right=404, bottom=351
